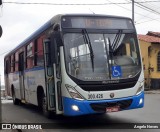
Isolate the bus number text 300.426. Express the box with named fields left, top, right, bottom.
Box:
left=88, top=94, right=103, bottom=99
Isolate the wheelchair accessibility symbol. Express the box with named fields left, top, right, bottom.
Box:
left=112, top=66, right=122, bottom=77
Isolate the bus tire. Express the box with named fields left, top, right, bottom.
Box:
left=39, top=92, right=52, bottom=118
left=37, top=88, right=43, bottom=110
left=42, top=96, right=52, bottom=118
left=12, top=88, right=20, bottom=105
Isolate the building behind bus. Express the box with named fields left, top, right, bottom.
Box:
left=138, top=31, right=160, bottom=89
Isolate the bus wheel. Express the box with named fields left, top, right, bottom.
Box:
left=12, top=89, right=20, bottom=105
left=42, top=96, right=52, bottom=118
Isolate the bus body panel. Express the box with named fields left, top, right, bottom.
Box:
left=24, top=67, right=45, bottom=105
left=9, top=72, right=21, bottom=99
left=62, top=92, right=144, bottom=116
left=7, top=68, right=46, bottom=105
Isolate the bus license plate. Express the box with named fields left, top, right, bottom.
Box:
left=106, top=106, right=120, bottom=112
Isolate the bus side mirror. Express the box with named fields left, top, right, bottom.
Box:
left=43, top=39, right=52, bottom=67
left=51, top=31, right=62, bottom=64
left=52, top=31, right=62, bottom=47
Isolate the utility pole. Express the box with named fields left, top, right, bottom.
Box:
left=0, top=25, right=2, bottom=37
left=0, top=0, right=2, bottom=37
left=0, top=74, right=1, bottom=97
left=132, top=0, right=134, bottom=23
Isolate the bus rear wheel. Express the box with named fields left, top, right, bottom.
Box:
left=12, top=89, right=20, bottom=105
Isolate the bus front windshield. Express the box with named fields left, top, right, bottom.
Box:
left=63, top=32, right=141, bottom=81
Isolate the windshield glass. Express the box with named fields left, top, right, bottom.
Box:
left=63, top=32, right=141, bottom=81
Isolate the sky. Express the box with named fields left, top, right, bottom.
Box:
left=0, top=0, right=160, bottom=85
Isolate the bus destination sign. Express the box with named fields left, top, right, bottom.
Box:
left=61, top=16, right=134, bottom=29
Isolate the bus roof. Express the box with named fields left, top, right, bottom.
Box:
left=5, top=14, right=132, bottom=58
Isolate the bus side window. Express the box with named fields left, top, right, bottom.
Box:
left=5, top=56, right=12, bottom=74
left=15, top=52, right=19, bottom=72
left=9, top=57, right=11, bottom=73
left=26, top=42, right=34, bottom=69
left=34, top=37, right=44, bottom=66
left=5, top=59, right=9, bottom=74
left=11, top=54, right=15, bottom=72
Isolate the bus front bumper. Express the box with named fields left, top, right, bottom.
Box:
left=63, top=92, right=144, bottom=116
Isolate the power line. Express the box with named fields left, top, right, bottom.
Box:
left=125, top=0, right=160, bottom=24
left=3, top=1, right=160, bottom=25
left=106, top=0, right=132, bottom=12
left=134, top=3, right=160, bottom=22
left=3, top=2, right=131, bottom=5
left=142, top=0, right=160, bottom=9
left=3, top=0, right=160, bottom=17
left=126, top=0, right=159, bottom=22
left=136, top=17, right=160, bottom=24
left=0, top=49, right=11, bottom=56
left=134, top=1, right=160, bottom=15
left=2, top=1, right=160, bottom=5
left=137, top=0, right=160, bottom=3
left=129, top=0, right=160, bottom=24
left=107, top=0, right=160, bottom=23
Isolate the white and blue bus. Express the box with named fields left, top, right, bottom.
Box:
left=4, top=14, right=144, bottom=117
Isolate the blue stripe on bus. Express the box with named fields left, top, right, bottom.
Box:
left=62, top=92, right=144, bottom=116
left=24, top=67, right=44, bottom=72
left=10, top=67, right=44, bottom=75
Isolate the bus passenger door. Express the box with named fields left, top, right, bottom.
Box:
left=19, top=52, right=25, bottom=101
left=43, top=34, right=63, bottom=115
left=43, top=39, right=56, bottom=111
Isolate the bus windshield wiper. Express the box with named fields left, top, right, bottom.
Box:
left=104, top=36, right=112, bottom=79
left=82, top=29, right=94, bottom=72
left=112, top=30, right=122, bottom=51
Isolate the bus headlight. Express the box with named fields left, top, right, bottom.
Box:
left=65, top=84, right=84, bottom=100
left=139, top=98, right=143, bottom=105
left=136, top=81, right=144, bottom=95
left=72, top=105, right=79, bottom=111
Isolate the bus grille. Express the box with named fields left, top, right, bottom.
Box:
left=90, top=99, right=133, bottom=112
left=79, top=81, right=137, bottom=91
